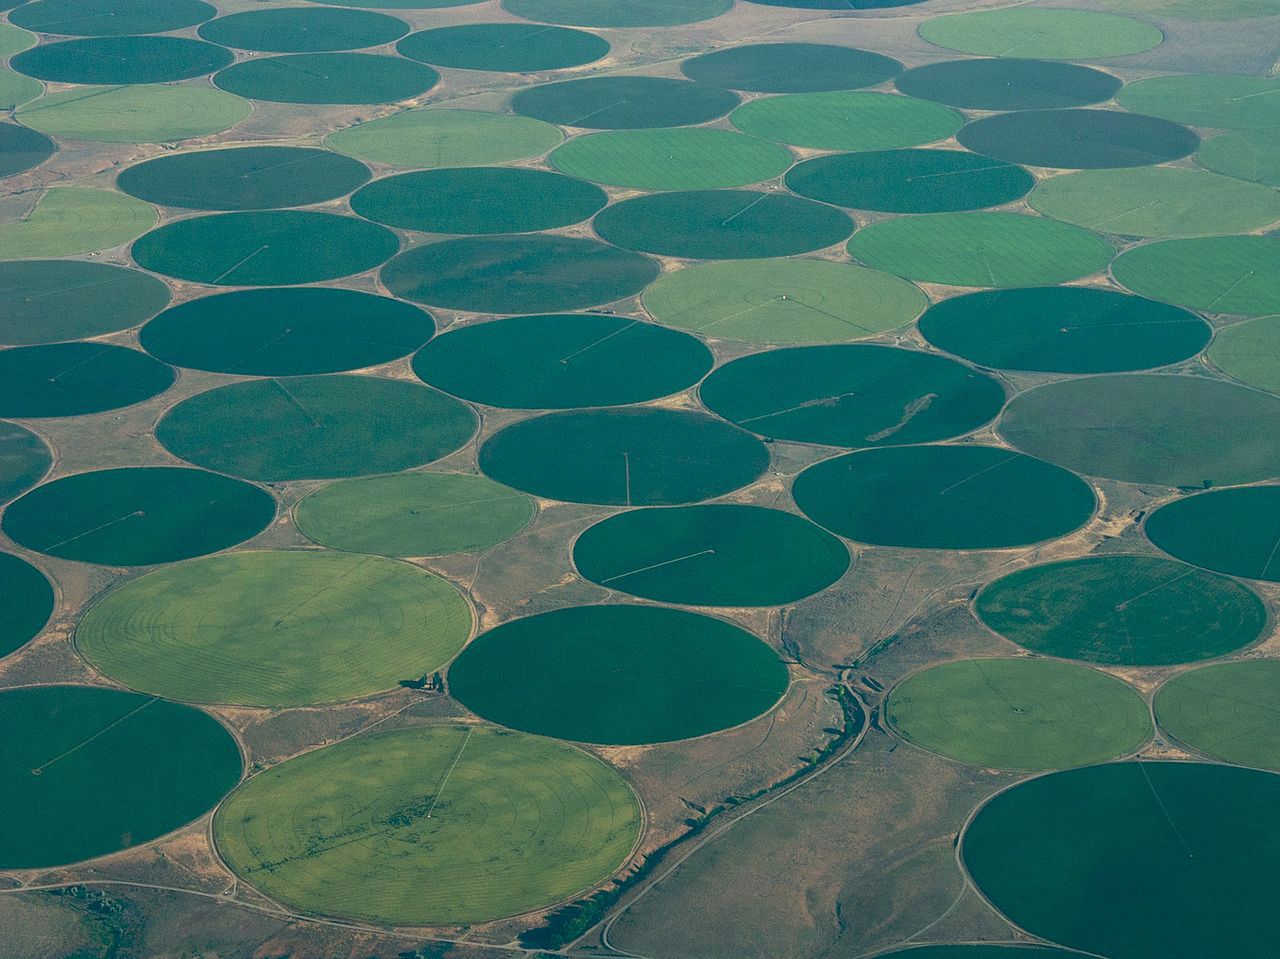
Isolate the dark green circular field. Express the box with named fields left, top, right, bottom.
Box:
left=793, top=445, right=1095, bottom=549
left=117, top=146, right=371, bottom=211
left=0, top=122, right=53, bottom=179
left=157, top=375, right=476, bottom=481
left=749, top=0, right=927, bottom=6
left=918, top=287, right=1210, bottom=373
left=785, top=149, right=1034, bottom=214
left=0, top=685, right=241, bottom=869
left=131, top=211, right=398, bottom=286
left=140, top=288, right=434, bottom=376
left=874, top=948, right=1089, bottom=959
left=0, top=552, right=53, bottom=658
left=398, top=23, right=607, bottom=71
left=511, top=76, right=739, bottom=129
left=699, top=344, right=1005, bottom=447
left=350, top=168, right=606, bottom=234
left=198, top=8, right=409, bottom=52
left=895, top=59, right=1122, bottom=111
left=0, top=260, right=169, bottom=346
left=503, top=0, right=731, bottom=27
left=1146, top=485, right=1280, bottom=582
left=0, top=343, right=173, bottom=418
left=681, top=43, right=900, bottom=93
left=411, top=314, right=711, bottom=409
left=1156, top=660, right=1280, bottom=771
left=214, top=53, right=438, bottom=104
left=0, top=421, right=51, bottom=503
left=957, top=109, right=1199, bottom=169
left=479, top=408, right=768, bottom=505
left=448, top=604, right=788, bottom=744
left=593, top=190, right=853, bottom=259
left=12, top=36, right=232, bottom=84
left=381, top=235, right=657, bottom=314
left=3, top=467, right=276, bottom=566
left=573, top=504, right=849, bottom=606
left=10, top=0, right=215, bottom=35
left=976, top=555, right=1266, bottom=665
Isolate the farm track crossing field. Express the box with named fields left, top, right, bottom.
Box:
left=957, top=110, right=1199, bottom=170
left=197, top=8, right=409, bottom=53
left=511, top=76, right=739, bottom=129
left=215, top=725, right=640, bottom=925
left=681, top=43, right=901, bottom=93
left=397, top=24, right=608, bottom=72
left=77, top=550, right=471, bottom=706
left=0, top=260, right=170, bottom=346
left=14, top=84, right=252, bottom=143
left=1209, top=316, right=1280, bottom=393
left=12, top=36, right=232, bottom=85
left=895, top=58, right=1121, bottom=111
left=0, top=552, right=53, bottom=658
left=1155, top=660, right=1280, bottom=770
left=503, top=0, right=731, bottom=27
left=0, top=421, right=51, bottom=503
left=0, top=122, right=53, bottom=179
left=919, top=8, right=1163, bottom=58
left=214, top=53, right=438, bottom=105
left=1111, top=236, right=1280, bottom=316
left=731, top=91, right=962, bottom=152
left=0, top=188, right=156, bottom=259
left=10, top=0, right=215, bottom=36
left=0, top=343, right=173, bottom=418
left=1116, top=74, right=1280, bottom=131
left=1145, top=485, right=1280, bottom=582
left=448, top=605, right=788, bottom=744
left=1198, top=129, right=1280, bottom=187
left=326, top=108, right=562, bottom=169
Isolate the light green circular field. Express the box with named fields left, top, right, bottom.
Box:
left=1209, top=315, right=1280, bottom=392
left=327, top=108, right=562, bottom=169
left=0, top=70, right=41, bottom=111
left=848, top=213, right=1114, bottom=289
left=15, top=85, right=252, bottom=144
left=76, top=551, right=471, bottom=707
left=886, top=658, right=1152, bottom=770
left=1112, top=236, right=1280, bottom=315
left=1030, top=167, right=1280, bottom=238
left=920, top=8, right=1163, bottom=59
left=1199, top=129, right=1280, bottom=187
left=731, top=91, right=962, bottom=152
left=1097, top=0, right=1279, bottom=18
left=0, top=188, right=155, bottom=258
left=215, top=725, right=640, bottom=925
left=1156, top=661, right=1280, bottom=770
left=550, top=128, right=792, bottom=191
left=642, top=258, right=926, bottom=344
left=0, top=23, right=34, bottom=58
left=1117, top=74, right=1280, bottom=132
left=296, top=472, right=535, bottom=557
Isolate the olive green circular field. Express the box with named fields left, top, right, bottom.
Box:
left=1157, top=661, right=1280, bottom=770
left=681, top=43, right=901, bottom=94
left=215, top=725, right=639, bottom=925
left=1030, top=167, right=1280, bottom=238
left=0, top=421, right=51, bottom=504
left=12, top=37, right=232, bottom=85
left=731, top=91, right=962, bottom=152
left=642, top=258, right=926, bottom=345
left=957, top=110, right=1199, bottom=170
left=198, top=8, right=409, bottom=52
left=0, top=22, right=31, bottom=57
left=0, top=70, right=41, bottom=112
left=296, top=472, right=534, bottom=557
left=1112, top=236, right=1280, bottom=316
left=117, top=147, right=371, bottom=211
left=0, top=685, right=241, bottom=870
left=480, top=408, right=768, bottom=506
left=131, top=211, right=398, bottom=286
left=786, top=150, right=1034, bottom=214
left=449, top=605, right=788, bottom=744
left=1145, top=485, right=1280, bottom=582
left=1001, top=374, right=1280, bottom=487
left=0, top=122, right=53, bottom=179
left=141, top=288, right=433, bottom=376
left=895, top=59, right=1122, bottom=112
left=77, top=551, right=471, bottom=707
left=1199, top=129, right=1280, bottom=187
left=312, top=0, right=483, bottom=6
left=887, top=658, right=1150, bottom=770
left=0, top=260, right=169, bottom=346
left=1117, top=75, right=1280, bottom=132
left=411, top=314, right=711, bottom=409
left=0, top=188, right=156, bottom=260
left=381, top=235, right=658, bottom=314
left=214, top=53, right=438, bottom=105
left=0, top=343, right=173, bottom=418
left=976, top=555, right=1265, bottom=666
left=793, top=445, right=1095, bottom=550
left=1097, top=0, right=1276, bottom=16
left=350, top=168, right=606, bottom=234
left=10, top=0, right=215, bottom=36
left=848, top=213, right=1113, bottom=289
left=3, top=467, right=275, bottom=566
left=920, top=8, right=1163, bottom=59
left=157, top=375, right=475, bottom=482
left=503, top=0, right=731, bottom=27
left=874, top=949, right=1088, bottom=959
left=918, top=287, right=1210, bottom=374
left=326, top=108, right=562, bottom=169
left=398, top=24, right=608, bottom=72
left=549, top=128, right=793, bottom=191
left=14, top=85, right=252, bottom=144
left=594, top=190, right=853, bottom=260
left=701, top=344, right=1004, bottom=448
left=512, top=76, right=739, bottom=130
left=1210, top=315, right=1280, bottom=393
left=0, top=552, right=53, bottom=658
left=573, top=504, right=849, bottom=607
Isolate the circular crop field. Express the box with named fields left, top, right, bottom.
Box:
left=350, top=167, right=605, bottom=234
left=77, top=550, right=471, bottom=706
left=786, top=149, right=1034, bottom=214
left=848, top=213, right=1113, bottom=288
left=0, top=122, right=53, bottom=179
left=312, top=0, right=484, bottom=5
left=157, top=375, right=475, bottom=481
left=976, top=555, right=1265, bottom=666
left=1145, top=485, right=1280, bottom=582
left=327, top=108, right=562, bottom=169
left=0, top=685, right=241, bottom=870
left=747, top=0, right=928, bottom=6
left=0, top=187, right=156, bottom=260
left=918, top=287, right=1210, bottom=373
left=140, top=288, right=433, bottom=376
left=593, top=190, right=853, bottom=260
left=0, top=421, right=51, bottom=503
left=479, top=408, right=768, bottom=505
left=296, top=472, right=534, bottom=557
left=1112, top=236, right=1280, bottom=316
left=873, top=948, right=1090, bottom=959
left=198, top=8, right=409, bottom=52
left=793, top=445, right=1095, bottom=550
left=131, top=211, right=398, bottom=286
left=895, top=59, right=1121, bottom=112
left=1210, top=316, right=1280, bottom=393
left=962, top=761, right=1280, bottom=959
left=398, top=24, right=607, bottom=72
left=1001, top=374, right=1280, bottom=487
left=14, top=84, right=252, bottom=144
left=10, top=0, right=215, bottom=35
left=920, top=8, right=1163, bottom=59
left=0, top=343, right=172, bottom=418
left=642, top=258, right=925, bottom=345
left=732, top=91, right=962, bottom=152
left=681, top=43, right=901, bottom=93
left=1157, top=661, right=1280, bottom=770
left=381, top=235, right=657, bottom=314
left=449, top=604, right=788, bottom=744
left=117, top=146, right=371, bottom=211
left=12, top=36, right=231, bottom=84
left=0, top=70, right=41, bottom=111
left=573, top=504, right=849, bottom=606
left=957, top=110, right=1198, bottom=170
left=1199, top=129, right=1280, bottom=187
left=215, top=725, right=640, bottom=925
left=1117, top=74, right=1279, bottom=132
left=700, top=344, right=1004, bottom=447
left=503, top=0, right=731, bottom=27
left=0, top=552, right=53, bottom=658
left=512, top=76, right=739, bottom=129
left=0, top=260, right=169, bottom=346
left=214, top=53, right=438, bottom=105
left=887, top=658, right=1150, bottom=770
left=411, top=314, right=711, bottom=409
left=3, top=467, right=275, bottom=566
